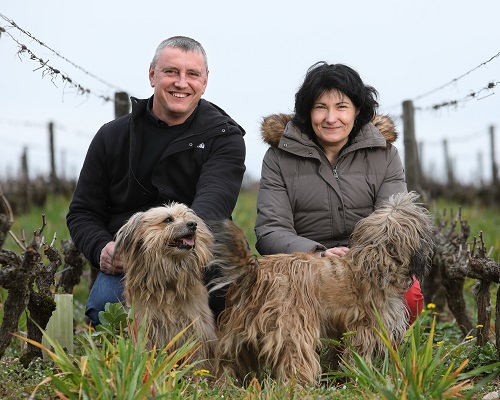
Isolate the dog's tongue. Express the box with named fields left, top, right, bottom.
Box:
left=182, top=238, right=195, bottom=247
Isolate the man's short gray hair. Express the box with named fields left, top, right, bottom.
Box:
left=151, top=36, right=208, bottom=72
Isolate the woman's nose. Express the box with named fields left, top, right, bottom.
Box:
left=325, top=109, right=338, bottom=123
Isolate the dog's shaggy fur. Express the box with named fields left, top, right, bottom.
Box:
left=114, top=203, right=217, bottom=364
left=209, top=192, right=434, bottom=385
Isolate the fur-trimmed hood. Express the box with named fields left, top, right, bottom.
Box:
left=260, top=114, right=398, bottom=148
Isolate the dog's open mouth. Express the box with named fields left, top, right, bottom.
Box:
left=168, top=235, right=195, bottom=250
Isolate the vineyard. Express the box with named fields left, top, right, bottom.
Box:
left=0, top=180, right=499, bottom=398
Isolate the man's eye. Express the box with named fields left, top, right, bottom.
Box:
left=165, top=69, right=178, bottom=75
left=188, top=71, right=200, bottom=77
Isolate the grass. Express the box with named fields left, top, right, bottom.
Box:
left=232, top=189, right=258, bottom=254
left=1, top=190, right=499, bottom=399
left=3, top=193, right=72, bottom=254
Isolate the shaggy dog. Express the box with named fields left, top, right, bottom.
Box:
left=114, top=203, right=217, bottom=365
left=209, top=192, right=434, bottom=385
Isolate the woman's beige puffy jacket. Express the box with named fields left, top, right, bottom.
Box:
left=255, top=114, right=407, bottom=255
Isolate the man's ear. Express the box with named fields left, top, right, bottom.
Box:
left=149, top=64, right=155, bottom=87
left=202, top=70, right=209, bottom=94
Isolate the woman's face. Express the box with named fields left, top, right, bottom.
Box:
left=310, top=90, right=359, bottom=149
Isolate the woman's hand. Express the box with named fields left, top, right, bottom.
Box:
left=317, top=247, right=349, bottom=258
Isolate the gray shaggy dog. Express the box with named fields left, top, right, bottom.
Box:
left=209, top=192, right=434, bottom=385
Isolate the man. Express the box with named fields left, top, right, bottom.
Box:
left=67, top=36, right=246, bottom=326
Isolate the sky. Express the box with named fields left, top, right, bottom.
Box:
left=1, top=1, right=499, bottom=185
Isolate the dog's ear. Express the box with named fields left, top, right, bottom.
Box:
left=204, top=219, right=224, bottom=234
left=115, top=211, right=145, bottom=255
left=409, top=246, right=432, bottom=282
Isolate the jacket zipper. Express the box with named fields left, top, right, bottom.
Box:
left=333, top=166, right=339, bottom=179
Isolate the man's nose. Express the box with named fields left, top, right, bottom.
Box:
left=175, top=72, right=188, bottom=88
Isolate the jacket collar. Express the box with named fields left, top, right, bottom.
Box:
left=260, top=113, right=398, bottom=149
left=131, top=96, right=245, bottom=137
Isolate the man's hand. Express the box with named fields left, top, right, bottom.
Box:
left=99, top=241, right=124, bottom=275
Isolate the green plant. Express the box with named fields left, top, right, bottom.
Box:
left=92, top=301, right=131, bottom=340
left=453, top=341, right=500, bottom=375
left=18, top=311, right=212, bottom=399
left=0, top=356, right=58, bottom=399
left=328, top=308, right=500, bottom=399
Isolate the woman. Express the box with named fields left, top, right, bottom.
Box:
left=254, top=62, right=423, bottom=324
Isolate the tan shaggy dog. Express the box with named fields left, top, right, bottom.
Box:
left=114, top=202, right=217, bottom=366
left=209, top=192, right=434, bottom=385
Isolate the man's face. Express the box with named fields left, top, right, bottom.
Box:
left=149, top=47, right=208, bottom=125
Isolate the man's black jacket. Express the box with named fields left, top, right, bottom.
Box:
left=67, top=97, right=246, bottom=269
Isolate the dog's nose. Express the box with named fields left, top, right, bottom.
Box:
left=187, top=221, right=197, bottom=231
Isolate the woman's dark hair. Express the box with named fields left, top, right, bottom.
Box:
left=292, top=62, right=379, bottom=139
